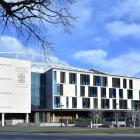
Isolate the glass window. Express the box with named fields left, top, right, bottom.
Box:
left=109, top=88, right=116, bottom=98
left=102, top=77, right=108, bottom=87
left=127, top=90, right=133, bottom=99
left=93, top=98, right=98, bottom=109
left=54, top=71, right=57, bottom=83
left=54, top=96, right=60, bottom=108
left=113, top=99, right=116, bottom=109
left=80, top=86, right=85, bottom=97
left=88, top=87, right=97, bottom=97
left=80, top=74, right=90, bottom=85
left=66, top=97, right=69, bottom=108
left=101, top=99, right=109, bottom=109
left=72, top=97, right=77, bottom=108
left=60, top=72, right=65, bottom=83
left=119, top=89, right=123, bottom=99
left=129, top=79, right=133, bottom=89
left=123, top=79, right=127, bottom=88
left=101, top=88, right=106, bottom=98
left=112, top=78, right=120, bottom=88
left=119, top=100, right=127, bottom=109
left=69, top=73, right=77, bottom=84
left=93, top=76, right=101, bottom=86
left=82, top=98, right=90, bottom=108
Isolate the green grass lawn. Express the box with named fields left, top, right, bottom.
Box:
left=0, top=126, right=140, bottom=134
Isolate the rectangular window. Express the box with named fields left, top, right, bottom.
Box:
left=113, top=99, right=116, bottom=109
left=129, top=79, right=133, bottom=89
left=93, top=98, right=98, bottom=109
left=88, top=87, right=97, bottom=97
left=123, top=79, right=127, bottom=88
left=109, top=88, right=116, bottom=98
left=60, top=72, right=65, bottom=83
left=119, top=89, right=123, bottom=99
left=93, top=76, right=101, bottom=86
left=72, top=97, right=77, bottom=108
left=66, top=97, right=69, bottom=108
left=80, top=86, right=85, bottom=97
left=82, top=98, right=90, bottom=108
left=69, top=73, right=77, bottom=84
left=101, top=99, right=109, bottom=109
left=127, top=90, right=133, bottom=99
left=80, top=74, right=90, bottom=85
left=102, top=77, right=108, bottom=87
left=101, top=88, right=106, bottom=98
left=54, top=84, right=63, bottom=96
left=54, top=71, right=57, bottom=83
left=112, top=78, right=120, bottom=88
left=119, top=100, right=127, bottom=109
left=54, top=96, right=60, bottom=108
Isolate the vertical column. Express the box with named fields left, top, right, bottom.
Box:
left=46, top=112, right=51, bottom=123
left=34, top=112, right=39, bottom=123
left=26, top=113, right=29, bottom=123
left=76, top=113, right=79, bottom=119
left=52, top=113, right=55, bottom=122
left=2, top=113, right=5, bottom=126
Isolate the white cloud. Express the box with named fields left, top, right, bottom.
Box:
left=0, top=36, right=25, bottom=52
left=106, top=21, right=140, bottom=39
left=112, top=0, right=140, bottom=21
left=73, top=49, right=140, bottom=76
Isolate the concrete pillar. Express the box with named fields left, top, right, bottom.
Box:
left=46, top=112, right=51, bottom=123
left=26, top=113, right=29, bottom=123
left=52, top=113, right=55, bottom=122
left=2, top=113, right=5, bottom=126
left=76, top=113, right=79, bottom=119
left=34, top=112, right=39, bottom=123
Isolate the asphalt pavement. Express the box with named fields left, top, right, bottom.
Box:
left=0, top=132, right=140, bottom=140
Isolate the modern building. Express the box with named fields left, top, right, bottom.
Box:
left=0, top=57, right=31, bottom=126
left=0, top=54, right=140, bottom=125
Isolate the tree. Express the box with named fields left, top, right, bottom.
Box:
left=0, top=0, right=75, bottom=54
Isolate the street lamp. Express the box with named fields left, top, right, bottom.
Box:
left=59, top=102, right=64, bottom=128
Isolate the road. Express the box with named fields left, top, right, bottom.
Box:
left=0, top=132, right=140, bottom=140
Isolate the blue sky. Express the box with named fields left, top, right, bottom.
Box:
left=1, top=0, right=140, bottom=76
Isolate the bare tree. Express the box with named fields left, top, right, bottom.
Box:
left=0, top=0, right=75, bottom=54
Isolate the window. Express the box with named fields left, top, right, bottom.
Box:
left=123, top=79, right=127, bottom=88
left=101, top=99, right=109, bottom=109
left=129, top=79, right=133, bottom=89
left=112, top=78, right=120, bottom=88
left=119, top=89, right=123, bottom=99
left=102, top=77, right=108, bottom=87
left=113, top=99, right=116, bottom=109
left=93, top=76, right=101, bottom=86
left=69, top=73, right=77, bottom=84
left=93, top=98, right=98, bottom=109
left=72, top=97, right=77, bottom=108
left=101, top=88, right=106, bottom=98
left=119, top=100, right=127, bottom=109
left=82, top=98, right=90, bottom=108
left=54, top=71, right=57, bottom=83
left=54, top=96, right=60, bottom=108
left=54, top=84, right=63, bottom=96
left=80, top=74, right=90, bottom=85
left=80, top=86, right=85, bottom=97
left=66, top=97, right=69, bottom=108
left=88, top=87, right=97, bottom=97
left=60, top=72, right=65, bottom=83
left=109, top=88, right=116, bottom=98
left=127, top=90, right=133, bottom=99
